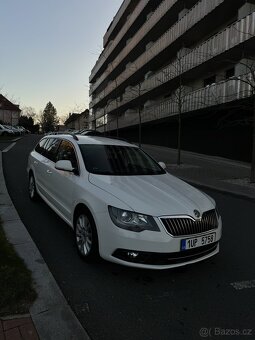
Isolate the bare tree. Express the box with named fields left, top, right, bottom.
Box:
left=21, top=106, right=37, bottom=119
left=152, top=53, right=191, bottom=165
left=224, top=58, right=255, bottom=182
left=125, top=81, right=145, bottom=147
left=201, top=12, right=255, bottom=182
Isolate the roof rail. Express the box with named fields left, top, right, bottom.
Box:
left=105, top=135, right=130, bottom=143
left=51, top=132, right=79, bottom=140
left=70, top=133, right=79, bottom=141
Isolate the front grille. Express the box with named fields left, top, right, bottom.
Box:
left=160, top=209, right=218, bottom=236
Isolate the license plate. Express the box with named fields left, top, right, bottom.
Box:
left=181, top=233, right=216, bottom=251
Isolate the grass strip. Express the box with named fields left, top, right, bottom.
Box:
left=0, top=219, right=37, bottom=316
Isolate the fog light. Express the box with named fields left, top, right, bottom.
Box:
left=127, top=251, right=139, bottom=258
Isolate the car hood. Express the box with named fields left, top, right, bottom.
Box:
left=89, top=173, right=215, bottom=217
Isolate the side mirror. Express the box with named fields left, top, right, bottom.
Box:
left=158, top=161, right=166, bottom=170
left=55, top=160, right=74, bottom=172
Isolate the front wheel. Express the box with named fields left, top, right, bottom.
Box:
left=74, top=210, right=99, bottom=262
left=28, top=174, right=39, bottom=201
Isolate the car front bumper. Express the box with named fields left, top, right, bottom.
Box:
left=95, top=212, right=222, bottom=269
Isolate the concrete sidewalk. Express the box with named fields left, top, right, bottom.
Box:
left=142, top=144, right=255, bottom=200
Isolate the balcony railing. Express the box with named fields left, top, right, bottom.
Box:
left=90, top=0, right=224, bottom=101
left=90, top=0, right=178, bottom=88
left=97, top=11, right=255, bottom=115
left=103, top=0, right=131, bottom=48
left=98, top=73, right=253, bottom=131
left=90, top=0, right=148, bottom=83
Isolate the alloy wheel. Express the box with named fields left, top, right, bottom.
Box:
left=29, top=176, right=35, bottom=199
left=76, top=214, right=93, bottom=256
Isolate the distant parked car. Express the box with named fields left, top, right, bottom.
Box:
left=27, top=134, right=222, bottom=269
left=18, top=126, right=31, bottom=134
left=4, top=125, right=22, bottom=136
left=0, top=124, right=15, bottom=136
left=14, top=126, right=25, bottom=134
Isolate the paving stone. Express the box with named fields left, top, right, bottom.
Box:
left=3, top=317, right=31, bottom=331
left=5, top=327, right=22, bottom=340
left=19, top=323, right=39, bottom=340
left=0, top=330, right=5, bottom=340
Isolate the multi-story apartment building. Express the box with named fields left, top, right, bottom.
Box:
left=89, top=0, right=255, bottom=161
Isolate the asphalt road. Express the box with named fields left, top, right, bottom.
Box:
left=3, top=135, right=255, bottom=340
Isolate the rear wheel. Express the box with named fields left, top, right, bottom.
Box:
left=74, top=209, right=99, bottom=262
left=28, top=174, right=39, bottom=201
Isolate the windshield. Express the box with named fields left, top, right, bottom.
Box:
left=79, top=144, right=165, bottom=176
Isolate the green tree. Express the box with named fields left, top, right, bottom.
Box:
left=41, top=102, right=59, bottom=132
left=19, top=116, right=34, bottom=129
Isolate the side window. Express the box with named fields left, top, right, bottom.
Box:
left=56, top=140, right=79, bottom=172
left=45, top=139, right=61, bottom=162
left=35, top=138, right=48, bottom=155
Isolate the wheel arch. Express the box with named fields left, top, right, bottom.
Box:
left=73, top=203, right=95, bottom=228
left=73, top=202, right=100, bottom=259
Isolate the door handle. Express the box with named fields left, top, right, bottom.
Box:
left=47, top=170, right=52, bottom=174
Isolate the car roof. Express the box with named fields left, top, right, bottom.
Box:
left=43, top=133, right=137, bottom=147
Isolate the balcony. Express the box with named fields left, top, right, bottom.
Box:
left=103, top=0, right=131, bottom=47
left=90, top=0, right=224, bottom=106
left=98, top=11, right=255, bottom=115
left=90, top=0, right=179, bottom=89
left=91, top=0, right=183, bottom=91
left=90, top=0, right=149, bottom=83
left=98, top=73, right=253, bottom=131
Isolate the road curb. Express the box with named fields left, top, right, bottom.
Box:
left=178, top=177, right=255, bottom=202
left=0, top=152, right=90, bottom=340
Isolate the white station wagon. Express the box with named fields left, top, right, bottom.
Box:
left=27, top=134, right=222, bottom=269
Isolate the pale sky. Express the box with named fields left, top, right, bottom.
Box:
left=0, top=0, right=122, bottom=120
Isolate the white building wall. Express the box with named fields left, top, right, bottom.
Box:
left=0, top=109, right=20, bottom=125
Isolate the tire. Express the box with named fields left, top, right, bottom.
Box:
left=28, top=174, right=39, bottom=201
left=74, top=209, right=99, bottom=262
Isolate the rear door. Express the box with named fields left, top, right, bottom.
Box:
left=37, top=138, right=61, bottom=202
left=31, top=138, right=49, bottom=195
left=46, top=139, right=80, bottom=222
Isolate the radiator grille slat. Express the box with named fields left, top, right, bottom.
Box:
left=161, top=209, right=218, bottom=236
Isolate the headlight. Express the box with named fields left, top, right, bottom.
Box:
left=108, top=206, right=160, bottom=232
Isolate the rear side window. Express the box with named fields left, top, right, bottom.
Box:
left=56, top=140, right=79, bottom=172
left=35, top=138, right=61, bottom=162
left=35, top=138, right=48, bottom=155
left=44, top=139, right=61, bottom=162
